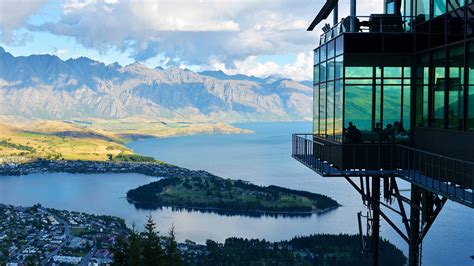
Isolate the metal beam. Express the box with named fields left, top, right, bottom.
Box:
left=418, top=197, right=447, bottom=243
left=392, top=177, right=411, bottom=235
left=307, top=0, right=339, bottom=31
left=379, top=209, right=410, bottom=243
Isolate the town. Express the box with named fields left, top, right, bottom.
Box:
left=0, top=204, right=128, bottom=265
left=0, top=159, right=208, bottom=180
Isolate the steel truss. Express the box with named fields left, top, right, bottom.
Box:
left=344, top=176, right=447, bottom=266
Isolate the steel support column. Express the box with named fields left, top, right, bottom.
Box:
left=408, top=184, right=421, bottom=266
left=371, top=176, right=380, bottom=266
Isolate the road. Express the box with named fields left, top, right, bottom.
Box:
left=40, top=208, right=72, bottom=265
left=80, top=246, right=96, bottom=266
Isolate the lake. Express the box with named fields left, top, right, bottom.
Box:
left=0, top=122, right=472, bottom=265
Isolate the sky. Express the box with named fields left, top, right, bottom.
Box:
left=0, top=0, right=382, bottom=81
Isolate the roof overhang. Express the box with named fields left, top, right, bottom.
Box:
left=307, top=0, right=338, bottom=31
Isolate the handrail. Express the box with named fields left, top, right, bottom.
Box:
left=319, top=15, right=414, bottom=45
left=292, top=133, right=474, bottom=168
left=292, top=134, right=473, bottom=207
left=399, top=145, right=474, bottom=166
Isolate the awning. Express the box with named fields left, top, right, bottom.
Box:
left=307, top=0, right=338, bottom=31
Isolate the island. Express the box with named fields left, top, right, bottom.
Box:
left=126, top=175, right=339, bottom=215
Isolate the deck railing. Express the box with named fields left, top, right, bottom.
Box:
left=292, top=134, right=473, bottom=207
left=320, top=15, right=414, bottom=45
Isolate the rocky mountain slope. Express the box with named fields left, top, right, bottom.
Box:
left=0, top=48, right=312, bottom=122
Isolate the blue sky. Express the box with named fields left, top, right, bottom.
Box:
left=0, top=0, right=381, bottom=81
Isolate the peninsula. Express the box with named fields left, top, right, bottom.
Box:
left=0, top=159, right=339, bottom=215
left=126, top=175, right=339, bottom=215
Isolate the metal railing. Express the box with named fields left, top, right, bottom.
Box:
left=292, top=134, right=473, bottom=207
left=320, top=15, right=414, bottom=45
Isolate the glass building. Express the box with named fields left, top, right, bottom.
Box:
left=294, top=1, right=474, bottom=265
left=312, top=0, right=474, bottom=149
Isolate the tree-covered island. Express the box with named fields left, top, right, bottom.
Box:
left=127, top=175, right=339, bottom=215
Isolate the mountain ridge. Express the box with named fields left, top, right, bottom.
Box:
left=0, top=48, right=312, bottom=122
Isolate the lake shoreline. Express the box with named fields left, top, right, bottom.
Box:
left=0, top=159, right=340, bottom=216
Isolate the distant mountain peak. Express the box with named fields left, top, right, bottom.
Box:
left=108, top=62, right=122, bottom=68
left=0, top=48, right=312, bottom=122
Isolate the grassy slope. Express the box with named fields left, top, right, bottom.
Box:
left=0, top=117, right=250, bottom=163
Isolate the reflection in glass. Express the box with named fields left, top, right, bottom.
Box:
left=403, top=85, right=411, bottom=130
left=345, top=67, right=373, bottom=78
left=314, top=49, right=320, bottom=65
left=327, top=82, right=335, bottom=136
left=314, top=65, right=320, bottom=84
left=313, top=85, right=319, bottom=134
left=335, top=80, right=343, bottom=136
left=328, top=59, right=335, bottom=81
left=416, top=0, right=431, bottom=20
left=320, top=83, right=327, bottom=135
left=384, top=86, right=402, bottom=126
left=335, top=36, right=343, bottom=56
left=335, top=56, right=343, bottom=79
left=433, top=0, right=446, bottom=17
left=345, top=85, right=373, bottom=131
left=469, top=42, right=474, bottom=131
left=320, top=62, right=327, bottom=83
left=327, top=40, right=335, bottom=60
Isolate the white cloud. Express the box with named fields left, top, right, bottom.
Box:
left=29, top=0, right=319, bottom=65
left=0, top=0, right=384, bottom=80
left=211, top=52, right=313, bottom=81
left=0, top=0, right=48, bottom=43
left=54, top=48, right=68, bottom=57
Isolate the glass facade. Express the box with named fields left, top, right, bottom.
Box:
left=313, top=0, right=474, bottom=142
left=414, top=41, right=473, bottom=131
left=313, top=36, right=412, bottom=141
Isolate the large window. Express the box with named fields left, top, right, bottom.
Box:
left=327, top=82, right=335, bottom=136
left=448, top=44, right=464, bottom=130
left=313, top=85, right=319, bottom=134
left=433, top=0, right=446, bottom=17
left=384, top=85, right=403, bottom=126
left=416, top=0, right=431, bottom=20
left=320, top=83, right=327, bottom=134
left=335, top=80, right=343, bottom=136
left=432, top=49, right=446, bottom=128
left=345, top=85, right=373, bottom=131
left=469, top=42, right=474, bottom=131
left=313, top=36, right=344, bottom=137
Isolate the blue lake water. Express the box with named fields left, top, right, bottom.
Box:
left=0, top=122, right=472, bottom=265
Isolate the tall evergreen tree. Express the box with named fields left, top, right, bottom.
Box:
left=112, top=235, right=129, bottom=265
left=142, top=215, right=163, bottom=265
left=128, top=224, right=142, bottom=266
left=165, top=225, right=181, bottom=266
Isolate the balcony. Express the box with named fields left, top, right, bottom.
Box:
left=319, top=14, right=412, bottom=45
left=292, top=134, right=473, bottom=208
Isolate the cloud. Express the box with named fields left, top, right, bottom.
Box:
left=211, top=52, right=313, bottom=82
left=54, top=48, right=68, bottom=57
left=29, top=0, right=319, bottom=66
left=0, top=0, right=48, bottom=43
left=1, top=0, right=383, bottom=80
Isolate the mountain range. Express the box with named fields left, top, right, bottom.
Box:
left=0, top=47, right=312, bottom=122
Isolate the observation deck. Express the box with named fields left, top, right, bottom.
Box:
left=292, top=134, right=474, bottom=208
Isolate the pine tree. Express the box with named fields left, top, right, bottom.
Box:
left=112, top=235, right=129, bottom=265
left=128, top=223, right=142, bottom=266
left=165, top=225, right=181, bottom=266
left=142, top=215, right=163, bottom=265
